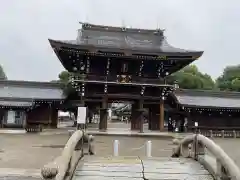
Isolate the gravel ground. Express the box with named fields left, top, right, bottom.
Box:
left=94, top=136, right=174, bottom=157
left=212, top=138, right=240, bottom=167
left=0, top=133, right=69, bottom=169
left=0, top=132, right=240, bottom=170
left=0, top=134, right=174, bottom=169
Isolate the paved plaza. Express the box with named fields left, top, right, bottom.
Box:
left=0, top=124, right=240, bottom=178
left=0, top=133, right=69, bottom=169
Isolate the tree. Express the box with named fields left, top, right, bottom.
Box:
left=57, top=71, right=75, bottom=96
left=58, top=71, right=71, bottom=83
left=0, top=65, right=7, bottom=80
left=216, top=65, right=240, bottom=91
left=167, top=65, right=215, bottom=90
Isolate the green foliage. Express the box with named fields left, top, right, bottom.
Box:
left=167, top=65, right=215, bottom=90
left=57, top=71, right=75, bottom=96
left=0, top=65, right=7, bottom=80
left=216, top=65, right=240, bottom=91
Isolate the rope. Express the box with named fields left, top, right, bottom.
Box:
left=129, top=144, right=146, bottom=151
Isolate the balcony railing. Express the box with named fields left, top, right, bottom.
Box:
left=69, top=74, right=169, bottom=86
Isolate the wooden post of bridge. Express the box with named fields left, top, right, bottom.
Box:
left=159, top=99, right=164, bottom=131
left=99, top=98, right=108, bottom=131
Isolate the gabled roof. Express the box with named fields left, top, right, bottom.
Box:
left=0, top=80, right=65, bottom=101
left=2, top=80, right=240, bottom=109
left=49, top=23, right=203, bottom=57
left=174, top=89, right=240, bottom=108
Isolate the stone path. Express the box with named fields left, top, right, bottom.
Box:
left=73, top=156, right=213, bottom=180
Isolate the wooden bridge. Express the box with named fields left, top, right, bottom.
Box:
left=73, top=156, right=213, bottom=180
left=41, top=131, right=240, bottom=180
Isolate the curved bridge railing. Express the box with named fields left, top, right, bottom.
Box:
left=41, top=130, right=94, bottom=180
left=172, top=134, right=240, bottom=180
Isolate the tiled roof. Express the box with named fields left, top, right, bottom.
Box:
left=174, top=89, right=240, bottom=108
left=0, top=100, right=33, bottom=107
left=49, top=23, right=203, bottom=56
left=0, top=80, right=65, bottom=100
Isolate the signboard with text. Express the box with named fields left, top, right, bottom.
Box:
left=77, top=107, right=87, bottom=124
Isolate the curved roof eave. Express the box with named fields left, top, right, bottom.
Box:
left=48, top=38, right=204, bottom=58
left=160, top=39, right=204, bottom=58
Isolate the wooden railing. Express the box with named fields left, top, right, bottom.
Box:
left=172, top=134, right=240, bottom=180
left=196, top=129, right=240, bottom=138
left=70, top=74, right=168, bottom=85
left=41, top=130, right=94, bottom=180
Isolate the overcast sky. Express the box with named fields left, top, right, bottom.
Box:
left=0, top=0, right=240, bottom=81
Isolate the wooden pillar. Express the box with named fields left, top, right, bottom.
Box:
left=131, top=100, right=144, bottom=131
left=148, top=107, right=152, bottom=130
left=131, top=103, right=138, bottom=130
left=48, top=104, right=52, bottom=128
left=159, top=100, right=164, bottom=131
left=148, top=104, right=159, bottom=130
left=50, top=107, right=58, bottom=128
left=99, top=98, right=108, bottom=131
left=138, top=100, right=144, bottom=133
left=0, top=109, right=4, bottom=128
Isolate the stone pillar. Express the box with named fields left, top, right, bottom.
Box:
left=159, top=100, right=164, bottom=131
left=99, top=99, right=108, bottom=131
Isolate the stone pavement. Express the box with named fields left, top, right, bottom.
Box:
left=1, top=123, right=240, bottom=179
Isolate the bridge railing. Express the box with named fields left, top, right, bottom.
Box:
left=41, top=130, right=94, bottom=180
left=172, top=134, right=240, bottom=180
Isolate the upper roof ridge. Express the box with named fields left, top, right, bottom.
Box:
left=79, top=22, right=164, bottom=35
